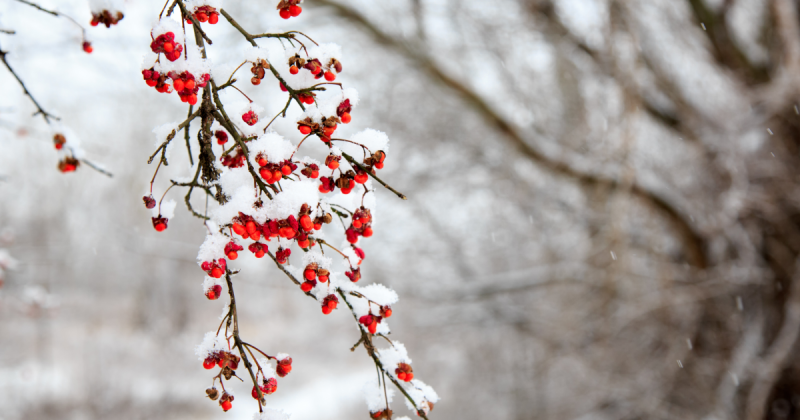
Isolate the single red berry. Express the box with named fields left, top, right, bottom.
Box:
left=301, top=281, right=313, bottom=292
left=196, top=12, right=208, bottom=22
left=185, top=79, right=195, bottom=90
left=280, top=82, right=288, bottom=92
left=324, top=71, right=336, bottom=81
left=341, top=112, right=351, bottom=124
left=220, top=400, right=232, bottom=411
left=290, top=65, right=299, bottom=75
left=209, top=12, right=219, bottom=24
left=82, top=41, right=93, bottom=54
left=163, top=41, right=174, bottom=53
left=173, top=79, right=185, bottom=91
left=206, top=284, right=222, bottom=300
left=322, top=305, right=332, bottom=315
left=281, top=165, right=292, bottom=176
left=362, top=227, right=374, bottom=237
left=397, top=372, right=407, bottom=381
left=289, top=5, right=302, bottom=17
left=232, top=222, right=246, bottom=236
left=304, top=268, right=316, bottom=281
left=368, top=320, right=378, bottom=334
left=299, top=125, right=312, bottom=135
left=355, top=172, right=369, bottom=184
left=187, top=94, right=198, bottom=105
left=299, top=215, right=313, bottom=231
left=203, top=356, right=217, bottom=369
left=279, top=8, right=291, bottom=19
left=210, top=267, right=224, bottom=278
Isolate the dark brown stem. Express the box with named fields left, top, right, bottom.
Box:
left=341, top=152, right=407, bottom=200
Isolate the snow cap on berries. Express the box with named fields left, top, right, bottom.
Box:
left=377, top=341, right=411, bottom=378
left=195, top=331, right=227, bottom=361
left=403, top=379, right=439, bottom=414
left=363, top=378, right=394, bottom=412
left=248, top=132, right=294, bottom=167
left=197, top=223, right=229, bottom=264
left=151, top=17, right=185, bottom=45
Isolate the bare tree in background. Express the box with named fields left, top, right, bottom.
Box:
left=304, top=0, right=800, bottom=419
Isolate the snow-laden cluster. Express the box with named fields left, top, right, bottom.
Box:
left=141, top=10, right=435, bottom=418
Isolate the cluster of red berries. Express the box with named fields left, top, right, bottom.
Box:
left=345, top=267, right=361, bottom=282
left=300, top=163, right=320, bottom=179
left=224, top=240, right=243, bottom=260
left=345, top=207, right=373, bottom=244
left=186, top=6, right=220, bottom=24
left=150, top=31, right=183, bottom=61
left=276, top=247, right=291, bottom=264
left=201, top=258, right=227, bottom=278
left=395, top=362, right=414, bottom=382
left=202, top=350, right=241, bottom=371
left=82, top=41, right=93, bottom=54
left=251, top=377, right=278, bottom=400
left=58, top=157, right=80, bottom=173
left=242, top=110, right=259, bottom=126
left=298, top=116, right=340, bottom=143
left=287, top=55, right=342, bottom=82
left=321, top=294, right=339, bottom=314
left=358, top=306, right=392, bottom=334
left=337, top=99, right=352, bottom=124
left=250, top=59, right=270, bottom=85
left=300, top=262, right=331, bottom=292
left=206, top=283, right=222, bottom=300
left=248, top=241, right=268, bottom=258
left=142, top=68, right=172, bottom=93
left=256, top=155, right=296, bottom=184
left=215, top=130, right=229, bottom=145
left=171, top=71, right=210, bottom=105
left=90, top=10, right=124, bottom=28
left=220, top=147, right=246, bottom=168
left=277, top=0, right=302, bottom=19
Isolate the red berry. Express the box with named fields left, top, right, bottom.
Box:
left=280, top=82, right=288, bottom=92
left=246, top=220, right=257, bottom=234
left=397, top=372, right=406, bottom=381
left=324, top=71, right=336, bottom=81
left=226, top=251, right=238, bottom=260
left=304, top=268, right=316, bottom=281
left=301, top=282, right=313, bottom=292
left=279, top=8, right=291, bottom=19
left=82, top=42, right=93, bottom=54
left=220, top=400, right=232, bottom=411
left=196, top=12, right=208, bottom=22
left=187, top=94, right=198, bottom=105
left=206, top=284, right=222, bottom=300
left=383, top=308, right=392, bottom=318
left=368, top=320, right=378, bottom=334
left=232, top=223, right=246, bottom=236
left=299, top=125, right=312, bottom=135
left=289, top=5, right=302, bottom=17
left=406, top=373, right=414, bottom=381
left=290, top=65, right=299, bottom=75
left=355, top=172, right=369, bottom=184
left=341, top=112, right=351, bottom=124
left=252, top=386, right=260, bottom=399
left=322, top=305, right=332, bottom=315
left=281, top=165, right=292, bottom=176
left=185, top=79, right=195, bottom=90
left=163, top=42, right=174, bottom=53
left=203, top=357, right=217, bottom=369
left=210, top=267, right=224, bottom=278
left=260, top=167, right=273, bottom=182
left=362, top=227, right=373, bottom=237
left=299, top=215, right=313, bottom=231
left=209, top=13, right=219, bottom=24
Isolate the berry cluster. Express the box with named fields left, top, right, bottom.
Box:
left=346, top=207, right=373, bottom=244
left=201, top=258, right=227, bottom=278
left=395, top=362, right=414, bottom=382
left=170, top=71, right=210, bottom=105
left=142, top=68, right=172, bottom=93
left=256, top=155, right=296, bottom=184
left=277, top=0, right=303, bottom=19
left=287, top=54, right=342, bottom=82
left=90, top=10, right=124, bottom=28
left=150, top=31, right=183, bottom=61
left=58, top=156, right=80, bottom=173
left=187, top=5, right=220, bottom=25
left=301, top=262, right=331, bottom=292
left=242, top=110, right=259, bottom=126
left=220, top=147, right=246, bottom=168
left=321, top=294, right=339, bottom=314
left=297, top=115, right=340, bottom=143
left=300, top=162, right=320, bottom=179
left=250, top=59, right=270, bottom=85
